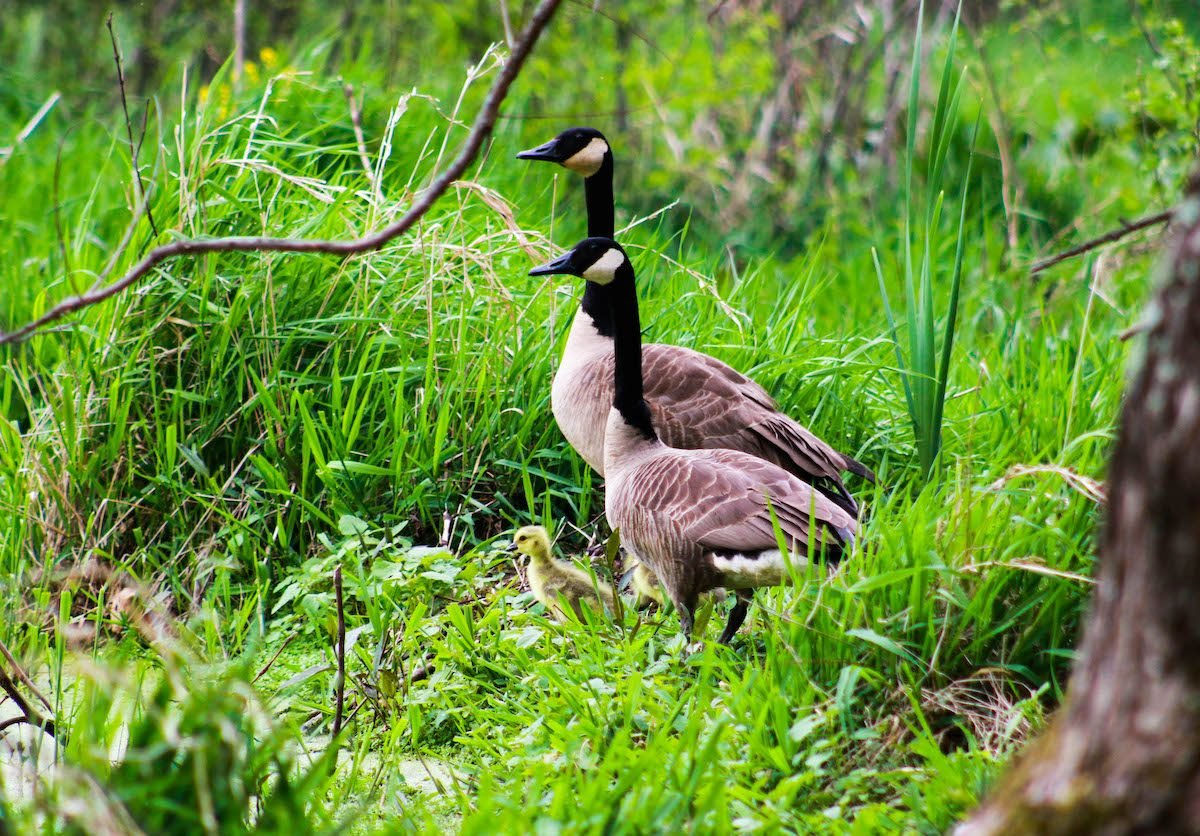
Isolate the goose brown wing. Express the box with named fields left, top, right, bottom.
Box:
left=639, top=344, right=873, bottom=506
left=641, top=343, right=776, bottom=419
left=623, top=449, right=856, bottom=558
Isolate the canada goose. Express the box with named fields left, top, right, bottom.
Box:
left=517, top=127, right=873, bottom=516
left=510, top=525, right=616, bottom=623
left=530, top=239, right=857, bottom=642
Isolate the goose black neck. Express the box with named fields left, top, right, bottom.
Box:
left=608, top=261, right=657, bottom=441
left=579, top=154, right=617, bottom=337
left=583, top=154, right=615, bottom=238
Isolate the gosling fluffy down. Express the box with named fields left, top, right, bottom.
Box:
left=510, top=526, right=616, bottom=622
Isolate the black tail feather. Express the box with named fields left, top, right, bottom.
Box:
left=842, top=454, right=876, bottom=483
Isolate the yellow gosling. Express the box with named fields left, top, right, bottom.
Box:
left=511, top=526, right=615, bottom=623
left=631, top=561, right=665, bottom=608
left=627, top=559, right=726, bottom=636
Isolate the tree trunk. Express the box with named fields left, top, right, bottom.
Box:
left=958, top=172, right=1200, bottom=834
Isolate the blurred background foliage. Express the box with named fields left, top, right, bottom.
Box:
left=4, top=0, right=1198, bottom=254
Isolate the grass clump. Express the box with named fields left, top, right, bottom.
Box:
left=876, top=4, right=976, bottom=478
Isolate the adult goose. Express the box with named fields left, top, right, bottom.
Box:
left=517, top=127, right=872, bottom=515
left=530, top=238, right=857, bottom=642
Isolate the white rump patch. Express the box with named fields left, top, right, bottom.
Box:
left=710, top=549, right=811, bottom=588
left=582, top=248, right=626, bottom=285
left=562, top=137, right=609, bottom=176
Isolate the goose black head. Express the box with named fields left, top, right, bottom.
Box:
left=516, top=127, right=611, bottom=177
left=529, top=237, right=629, bottom=286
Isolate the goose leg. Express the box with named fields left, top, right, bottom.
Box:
left=664, top=588, right=697, bottom=639
left=717, top=590, right=753, bottom=645
left=676, top=600, right=695, bottom=639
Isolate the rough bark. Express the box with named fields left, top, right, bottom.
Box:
left=958, top=170, right=1200, bottom=834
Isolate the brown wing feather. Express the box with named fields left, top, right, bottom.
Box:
left=615, top=448, right=856, bottom=560
left=638, top=344, right=872, bottom=507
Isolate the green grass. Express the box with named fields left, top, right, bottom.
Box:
left=877, top=2, right=976, bottom=478
left=0, top=1, right=1191, bottom=832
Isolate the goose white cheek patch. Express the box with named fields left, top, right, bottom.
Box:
left=562, top=137, right=609, bottom=176
left=582, top=248, right=626, bottom=284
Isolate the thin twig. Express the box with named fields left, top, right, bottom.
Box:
left=1030, top=211, right=1173, bottom=275
left=341, top=81, right=380, bottom=202
left=107, top=13, right=159, bottom=237
left=0, top=636, right=52, bottom=713
left=1, top=0, right=563, bottom=347
left=253, top=633, right=298, bottom=684
left=332, top=565, right=346, bottom=737
left=341, top=696, right=369, bottom=730
left=0, top=716, right=42, bottom=736
left=706, top=0, right=732, bottom=22
left=233, top=0, right=247, bottom=81
left=134, top=104, right=151, bottom=174
left=0, top=666, right=56, bottom=739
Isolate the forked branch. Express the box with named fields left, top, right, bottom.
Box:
left=107, top=13, right=159, bottom=238
left=0, top=0, right=564, bottom=346
left=0, top=637, right=56, bottom=739
left=1030, top=210, right=1173, bottom=275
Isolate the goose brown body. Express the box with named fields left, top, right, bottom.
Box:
left=519, top=127, right=872, bottom=515
left=553, top=312, right=868, bottom=499
left=604, top=419, right=854, bottom=617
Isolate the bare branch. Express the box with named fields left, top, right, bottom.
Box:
left=107, top=13, right=159, bottom=237
left=0, top=636, right=52, bottom=714
left=0, top=638, right=56, bottom=739
left=332, top=565, right=346, bottom=737
left=1030, top=211, right=1173, bottom=275
left=234, top=0, right=247, bottom=81
left=1, top=0, right=564, bottom=347
left=252, top=632, right=298, bottom=684
left=342, top=81, right=380, bottom=203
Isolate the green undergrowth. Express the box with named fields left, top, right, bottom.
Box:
left=1, top=0, right=1194, bottom=832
